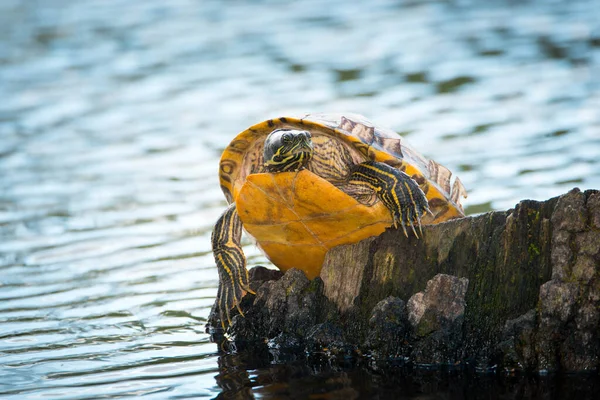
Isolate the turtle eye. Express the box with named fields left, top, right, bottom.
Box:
left=282, top=133, right=292, bottom=144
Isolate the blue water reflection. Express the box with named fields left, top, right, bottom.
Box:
left=0, top=0, right=599, bottom=398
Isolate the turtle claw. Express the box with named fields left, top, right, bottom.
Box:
left=349, top=161, right=430, bottom=240
left=212, top=203, right=253, bottom=331
left=217, top=286, right=230, bottom=330
left=391, top=172, right=430, bottom=239
left=400, top=218, right=408, bottom=238
left=395, top=206, right=421, bottom=239
left=216, top=275, right=252, bottom=330
left=223, top=292, right=233, bottom=328
left=391, top=208, right=408, bottom=237
left=406, top=205, right=420, bottom=239
left=410, top=220, right=419, bottom=239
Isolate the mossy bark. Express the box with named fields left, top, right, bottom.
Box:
left=321, top=199, right=555, bottom=360
left=320, top=188, right=599, bottom=370
left=208, top=188, right=600, bottom=372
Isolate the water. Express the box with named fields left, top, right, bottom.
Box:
left=0, top=0, right=599, bottom=398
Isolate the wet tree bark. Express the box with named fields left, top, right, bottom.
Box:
left=208, top=188, right=600, bottom=373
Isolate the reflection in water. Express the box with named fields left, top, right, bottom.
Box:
left=0, top=0, right=599, bottom=398
left=213, top=349, right=600, bottom=400
left=214, top=354, right=255, bottom=400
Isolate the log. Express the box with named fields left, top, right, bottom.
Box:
left=207, top=188, right=600, bottom=373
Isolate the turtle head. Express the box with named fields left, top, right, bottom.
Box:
left=263, top=129, right=313, bottom=172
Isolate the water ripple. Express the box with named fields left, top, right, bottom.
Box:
left=1, top=0, right=599, bottom=398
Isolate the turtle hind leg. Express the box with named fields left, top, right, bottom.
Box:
left=349, top=161, right=431, bottom=238
left=212, top=203, right=254, bottom=329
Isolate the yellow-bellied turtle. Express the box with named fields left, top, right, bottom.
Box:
left=212, top=113, right=467, bottom=327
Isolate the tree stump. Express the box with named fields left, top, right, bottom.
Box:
left=207, top=188, right=600, bottom=373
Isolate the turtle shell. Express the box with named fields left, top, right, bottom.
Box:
left=218, top=113, right=467, bottom=277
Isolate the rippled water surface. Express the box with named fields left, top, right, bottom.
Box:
left=1, top=0, right=599, bottom=398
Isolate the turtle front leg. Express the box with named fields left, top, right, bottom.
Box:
left=349, top=161, right=431, bottom=238
left=212, top=203, right=254, bottom=329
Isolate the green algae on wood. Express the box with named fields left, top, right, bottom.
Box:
left=208, top=188, right=600, bottom=373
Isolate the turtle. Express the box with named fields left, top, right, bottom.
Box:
left=212, top=113, right=467, bottom=328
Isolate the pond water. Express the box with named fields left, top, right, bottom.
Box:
left=1, top=0, right=599, bottom=398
